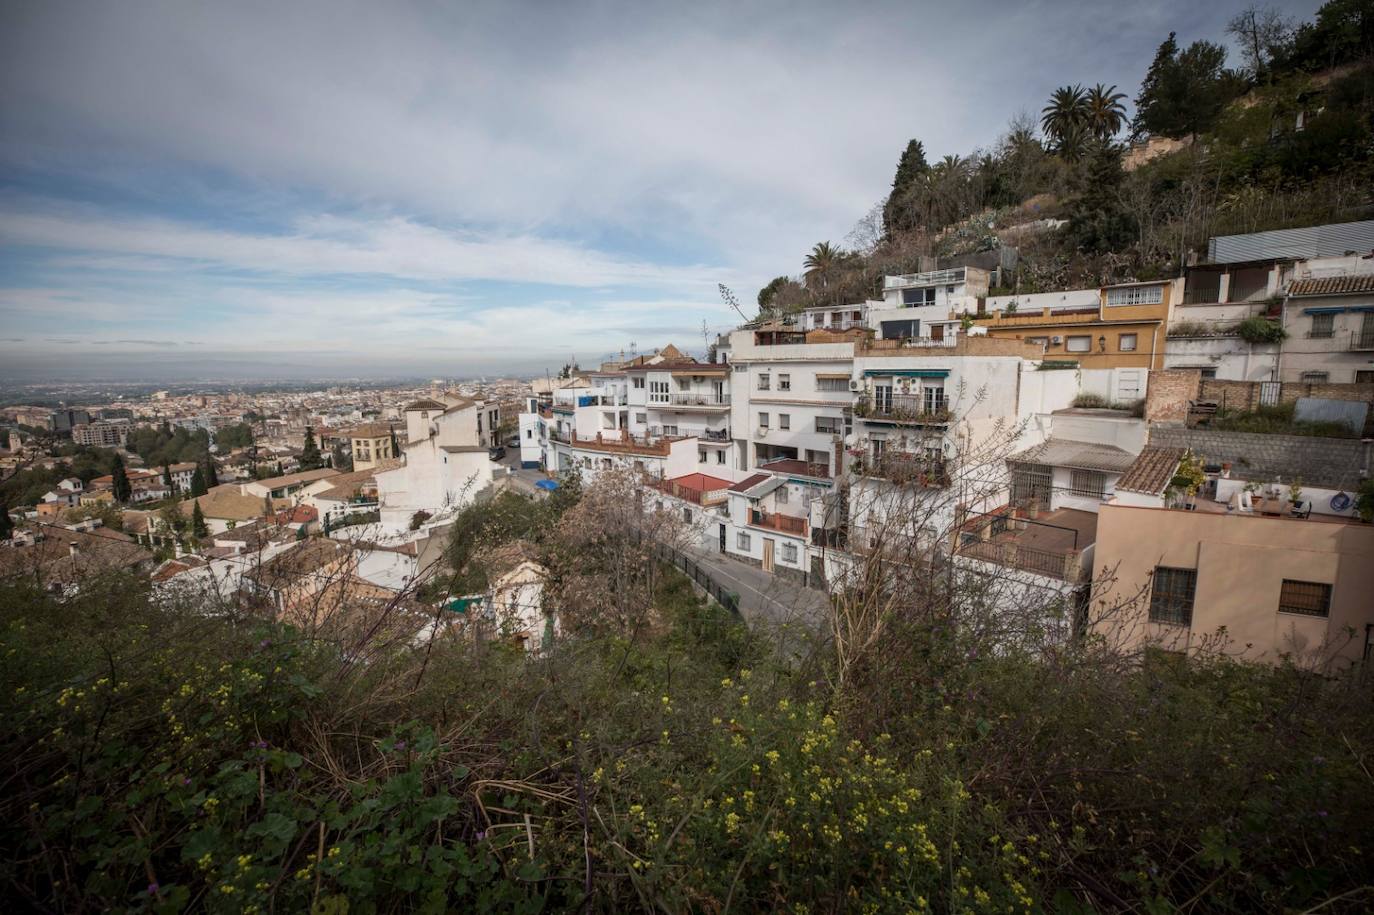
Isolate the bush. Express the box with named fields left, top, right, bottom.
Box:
left=1233, top=316, right=1286, bottom=345
left=1211, top=402, right=1355, bottom=438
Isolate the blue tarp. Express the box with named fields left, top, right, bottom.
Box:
left=536, top=479, right=560, bottom=491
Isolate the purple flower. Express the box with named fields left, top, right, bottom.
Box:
left=1318, top=810, right=1329, bottom=817
left=395, top=740, right=407, bottom=751
left=475, top=830, right=486, bottom=841
left=147, top=883, right=159, bottom=896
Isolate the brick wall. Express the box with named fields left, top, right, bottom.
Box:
left=1148, top=426, right=1368, bottom=490
left=1199, top=379, right=1374, bottom=434
left=1144, top=370, right=1201, bottom=424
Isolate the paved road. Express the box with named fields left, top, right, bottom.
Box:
left=677, top=541, right=830, bottom=639
left=493, top=452, right=552, bottom=496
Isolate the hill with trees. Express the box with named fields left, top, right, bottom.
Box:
left=755, top=0, right=1374, bottom=319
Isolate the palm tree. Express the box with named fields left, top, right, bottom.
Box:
left=1041, top=84, right=1088, bottom=149
left=803, top=241, right=844, bottom=290
left=1050, top=120, right=1092, bottom=163
left=1084, top=83, right=1128, bottom=139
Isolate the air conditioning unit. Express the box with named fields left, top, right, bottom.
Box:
left=757, top=427, right=769, bottom=438
left=1051, top=336, right=1062, bottom=345
left=848, top=380, right=861, bottom=391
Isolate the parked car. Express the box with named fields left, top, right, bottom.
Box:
left=506, top=436, right=519, bottom=448
left=488, top=445, right=507, bottom=461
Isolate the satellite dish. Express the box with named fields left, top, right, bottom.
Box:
left=1330, top=492, right=1352, bottom=513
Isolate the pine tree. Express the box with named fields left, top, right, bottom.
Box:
left=162, top=463, right=174, bottom=493
left=389, top=425, right=400, bottom=460
left=111, top=455, right=133, bottom=504
left=332, top=444, right=352, bottom=472
left=203, top=456, right=219, bottom=488
left=0, top=498, right=13, bottom=540
left=883, top=139, right=931, bottom=237
left=191, top=502, right=208, bottom=539
left=189, top=466, right=208, bottom=498
left=300, top=426, right=323, bottom=470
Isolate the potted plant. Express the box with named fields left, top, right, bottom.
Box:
left=1169, top=451, right=1206, bottom=509
left=1220, top=461, right=1232, bottom=478
left=1287, top=477, right=1304, bottom=513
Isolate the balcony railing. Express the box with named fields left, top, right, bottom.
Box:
left=884, top=268, right=965, bottom=289
left=1349, top=330, right=1374, bottom=352
left=748, top=509, right=808, bottom=536
left=647, top=477, right=729, bottom=506
left=854, top=394, right=951, bottom=424
left=579, top=394, right=628, bottom=407
left=668, top=392, right=731, bottom=407
left=699, top=428, right=731, bottom=442
left=957, top=537, right=1085, bottom=581
left=855, top=454, right=950, bottom=487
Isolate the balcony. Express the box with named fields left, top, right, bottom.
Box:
left=579, top=394, right=628, bottom=407
left=855, top=453, right=950, bottom=487
left=646, top=476, right=729, bottom=506
left=1349, top=330, right=1374, bottom=351
left=884, top=268, right=966, bottom=289
left=854, top=393, right=951, bottom=424
left=748, top=509, right=808, bottom=537
left=667, top=392, right=731, bottom=408
left=952, top=507, right=1095, bottom=583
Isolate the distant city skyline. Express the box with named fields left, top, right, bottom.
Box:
left=0, top=0, right=1320, bottom=380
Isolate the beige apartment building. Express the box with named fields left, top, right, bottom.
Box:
left=350, top=423, right=395, bottom=470
left=1092, top=502, right=1374, bottom=668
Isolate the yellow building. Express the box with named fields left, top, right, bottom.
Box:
left=349, top=422, right=396, bottom=470
left=974, top=279, right=1176, bottom=370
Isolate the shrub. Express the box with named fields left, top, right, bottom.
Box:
left=1233, top=316, right=1286, bottom=345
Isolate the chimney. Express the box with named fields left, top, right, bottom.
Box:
left=68, top=541, right=79, bottom=557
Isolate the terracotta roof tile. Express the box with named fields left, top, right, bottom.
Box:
left=1289, top=274, right=1374, bottom=297
left=728, top=473, right=771, bottom=493
left=1116, top=446, right=1185, bottom=496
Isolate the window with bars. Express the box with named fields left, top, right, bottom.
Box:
left=1106, top=285, right=1163, bottom=306
left=1149, top=566, right=1196, bottom=626
left=1278, top=580, right=1331, bottom=617
left=736, top=532, right=751, bottom=551
left=815, top=416, right=842, bottom=434
left=778, top=373, right=791, bottom=391
left=782, top=543, right=799, bottom=563
left=1069, top=469, right=1107, bottom=498
left=757, top=373, right=771, bottom=391
left=816, top=377, right=849, bottom=392
left=1309, top=313, right=1334, bottom=338
left=779, top=414, right=790, bottom=430
left=1301, top=372, right=1329, bottom=383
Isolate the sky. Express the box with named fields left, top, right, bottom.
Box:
left=0, top=0, right=1322, bottom=381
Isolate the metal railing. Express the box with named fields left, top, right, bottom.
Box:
left=668, top=392, right=731, bottom=407
left=884, top=268, right=966, bottom=289
left=854, top=393, right=951, bottom=423
left=647, top=477, right=729, bottom=506
left=857, top=454, right=950, bottom=487
left=953, top=510, right=1087, bottom=582
left=1349, top=330, right=1374, bottom=351
left=651, top=542, right=740, bottom=616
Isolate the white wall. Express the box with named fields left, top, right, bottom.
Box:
left=518, top=412, right=542, bottom=466
left=986, top=288, right=1099, bottom=313
left=1079, top=367, right=1149, bottom=404
left=1048, top=413, right=1148, bottom=454
left=375, top=442, right=492, bottom=531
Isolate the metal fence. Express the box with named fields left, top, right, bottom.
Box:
left=652, top=542, right=741, bottom=617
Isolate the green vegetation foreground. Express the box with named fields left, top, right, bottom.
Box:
left=2, top=559, right=1372, bottom=913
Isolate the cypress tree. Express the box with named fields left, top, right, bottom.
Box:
left=0, top=498, right=13, bottom=540
left=204, top=456, right=220, bottom=488
left=191, top=502, right=208, bottom=539
left=389, top=425, right=401, bottom=459
left=189, top=466, right=208, bottom=498
left=300, top=426, right=323, bottom=470
left=112, top=455, right=133, bottom=504
left=162, top=463, right=174, bottom=493
left=883, top=139, right=931, bottom=237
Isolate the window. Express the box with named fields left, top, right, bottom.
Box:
left=1301, top=372, right=1329, bottom=383
left=1106, top=285, right=1163, bottom=306
left=525, top=429, right=532, bottom=438
left=715, top=451, right=726, bottom=464
left=1149, top=567, right=1197, bottom=626
left=778, top=373, right=791, bottom=391
left=1118, top=333, right=1138, bottom=352
left=1065, top=335, right=1092, bottom=353
left=683, top=507, right=692, bottom=523
left=1309, top=313, right=1334, bottom=338
left=902, top=287, right=936, bottom=306
left=782, top=543, right=799, bottom=563
left=758, top=373, right=771, bottom=391
left=1278, top=580, right=1331, bottom=617
left=758, top=412, right=769, bottom=428
left=633, top=377, right=645, bottom=388
left=1356, top=371, right=1374, bottom=384
left=815, top=416, right=842, bottom=434
left=816, top=376, right=849, bottom=392
left=775, top=487, right=789, bottom=504
left=736, top=532, right=751, bottom=550
left=662, top=424, right=678, bottom=436
left=699, top=450, right=708, bottom=462
left=779, top=414, right=791, bottom=430
left=1069, top=469, right=1107, bottom=498
left=649, top=381, right=669, bottom=403
left=732, top=363, right=746, bottom=372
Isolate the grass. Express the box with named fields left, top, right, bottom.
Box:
left=1209, top=402, right=1357, bottom=438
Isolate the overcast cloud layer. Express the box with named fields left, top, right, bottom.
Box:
left=0, top=0, right=1320, bottom=380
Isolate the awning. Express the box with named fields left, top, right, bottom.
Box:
left=1351, top=306, right=1374, bottom=313
left=862, top=369, right=950, bottom=378
left=815, top=373, right=851, bottom=380
left=1302, top=306, right=1347, bottom=315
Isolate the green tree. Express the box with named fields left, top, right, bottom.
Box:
left=111, top=455, right=132, bottom=504
left=203, top=456, right=219, bottom=489
left=757, top=276, right=790, bottom=310
left=389, top=425, right=401, bottom=459
left=802, top=241, right=846, bottom=299
left=189, top=466, right=208, bottom=498
left=191, top=502, right=208, bottom=539
left=882, top=139, right=931, bottom=236
left=299, top=426, right=323, bottom=471
left=1065, top=142, right=1136, bottom=254
left=1281, top=0, right=1373, bottom=73
left=331, top=443, right=353, bottom=473
left=1041, top=84, right=1089, bottom=149
left=0, top=498, right=12, bottom=540
left=1132, top=34, right=1236, bottom=139
left=1084, top=83, right=1129, bottom=138
left=162, top=463, right=174, bottom=493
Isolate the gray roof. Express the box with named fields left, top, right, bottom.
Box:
left=1009, top=438, right=1137, bottom=474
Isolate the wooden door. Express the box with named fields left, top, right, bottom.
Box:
left=762, top=538, right=775, bottom=572
left=931, top=323, right=944, bottom=341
